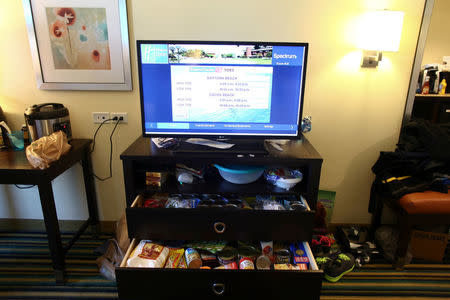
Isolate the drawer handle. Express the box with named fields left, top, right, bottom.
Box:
left=212, top=283, right=225, bottom=295
left=213, top=222, right=226, bottom=234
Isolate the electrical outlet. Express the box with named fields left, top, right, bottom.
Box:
left=92, top=112, right=110, bottom=123
left=111, top=112, right=128, bottom=123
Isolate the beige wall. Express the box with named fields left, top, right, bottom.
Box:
left=422, top=0, right=450, bottom=65
left=0, top=0, right=425, bottom=223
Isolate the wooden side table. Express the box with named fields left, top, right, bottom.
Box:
left=0, top=139, right=99, bottom=284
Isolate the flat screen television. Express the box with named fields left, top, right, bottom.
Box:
left=137, top=40, right=308, bottom=140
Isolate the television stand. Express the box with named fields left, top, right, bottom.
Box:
left=172, top=138, right=269, bottom=155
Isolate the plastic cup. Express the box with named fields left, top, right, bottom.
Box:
left=7, top=131, right=24, bottom=151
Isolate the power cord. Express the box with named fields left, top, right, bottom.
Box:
left=91, top=118, right=121, bottom=181
left=91, top=118, right=114, bottom=154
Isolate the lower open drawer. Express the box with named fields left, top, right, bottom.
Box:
left=116, top=239, right=323, bottom=299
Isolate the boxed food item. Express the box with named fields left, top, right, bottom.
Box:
left=145, top=171, right=167, bottom=187
left=291, top=243, right=309, bottom=268
left=127, top=240, right=169, bottom=268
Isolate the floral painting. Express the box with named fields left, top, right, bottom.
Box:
left=46, top=7, right=111, bottom=70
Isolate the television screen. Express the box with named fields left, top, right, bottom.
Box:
left=137, top=41, right=308, bottom=138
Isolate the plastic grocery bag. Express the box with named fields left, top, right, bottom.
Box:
left=25, top=131, right=71, bottom=169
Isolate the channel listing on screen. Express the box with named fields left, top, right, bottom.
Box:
left=140, top=43, right=306, bottom=136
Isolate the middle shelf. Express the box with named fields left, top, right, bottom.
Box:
left=134, top=165, right=308, bottom=196
left=136, top=174, right=304, bottom=195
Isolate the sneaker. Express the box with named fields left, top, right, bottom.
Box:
left=323, top=253, right=355, bottom=283
left=315, top=256, right=332, bottom=270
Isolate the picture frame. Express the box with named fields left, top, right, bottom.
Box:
left=23, top=0, right=132, bottom=90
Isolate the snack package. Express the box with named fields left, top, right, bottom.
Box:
left=164, top=248, right=184, bottom=268
left=183, top=241, right=227, bottom=254
left=127, top=240, right=169, bottom=268
left=142, top=193, right=168, bottom=208
left=260, top=241, right=273, bottom=262
left=165, top=194, right=200, bottom=208
left=178, top=256, right=187, bottom=269
left=290, top=243, right=310, bottom=268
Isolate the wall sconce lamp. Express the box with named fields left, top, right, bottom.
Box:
left=360, top=10, right=404, bottom=68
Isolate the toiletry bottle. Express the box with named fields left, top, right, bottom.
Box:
left=422, top=76, right=430, bottom=94
left=439, top=79, right=447, bottom=95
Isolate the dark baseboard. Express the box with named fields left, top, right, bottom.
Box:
left=0, top=219, right=116, bottom=234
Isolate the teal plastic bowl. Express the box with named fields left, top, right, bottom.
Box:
left=213, top=164, right=265, bottom=184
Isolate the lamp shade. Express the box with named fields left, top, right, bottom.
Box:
left=358, top=10, right=404, bottom=52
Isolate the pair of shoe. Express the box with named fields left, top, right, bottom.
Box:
left=316, top=252, right=355, bottom=283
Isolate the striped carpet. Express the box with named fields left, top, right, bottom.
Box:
left=1, top=232, right=449, bottom=299
left=0, top=231, right=117, bottom=299
left=321, top=263, right=450, bottom=298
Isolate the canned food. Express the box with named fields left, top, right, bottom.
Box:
left=239, top=257, right=255, bottom=269
left=238, top=245, right=258, bottom=261
left=256, top=255, right=271, bottom=270
left=275, top=249, right=291, bottom=264
left=217, top=246, right=238, bottom=265
left=185, top=248, right=202, bottom=269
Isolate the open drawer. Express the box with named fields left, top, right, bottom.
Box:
left=126, top=195, right=314, bottom=241
left=116, top=239, right=323, bottom=299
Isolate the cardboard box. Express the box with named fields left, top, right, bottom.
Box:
left=410, top=230, right=449, bottom=262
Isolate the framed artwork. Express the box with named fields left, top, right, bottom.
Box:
left=23, top=0, right=132, bottom=90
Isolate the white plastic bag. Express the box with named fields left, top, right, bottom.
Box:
left=25, top=131, right=71, bottom=169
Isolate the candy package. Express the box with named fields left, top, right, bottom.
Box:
left=165, top=194, right=200, bottom=208
left=178, top=256, right=187, bottom=269
left=164, top=248, right=184, bottom=268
